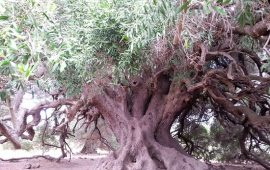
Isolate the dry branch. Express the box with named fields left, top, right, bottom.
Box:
left=0, top=155, right=64, bottom=162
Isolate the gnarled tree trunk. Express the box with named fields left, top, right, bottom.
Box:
left=81, top=130, right=100, bottom=154
left=81, top=123, right=112, bottom=154
left=91, top=73, right=209, bottom=170
left=95, top=120, right=207, bottom=170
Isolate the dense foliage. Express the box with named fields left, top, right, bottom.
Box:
left=0, top=0, right=179, bottom=95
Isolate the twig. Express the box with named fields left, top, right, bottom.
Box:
left=0, top=155, right=62, bottom=162
left=263, top=34, right=270, bottom=57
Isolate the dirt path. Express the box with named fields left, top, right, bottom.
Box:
left=0, top=155, right=104, bottom=170
left=0, top=154, right=265, bottom=170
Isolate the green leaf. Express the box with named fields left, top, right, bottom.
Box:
left=216, top=0, right=231, bottom=4
left=161, top=0, right=167, bottom=10
left=36, top=80, right=40, bottom=87
left=144, top=6, right=148, bottom=13
left=160, top=6, right=166, bottom=17
left=223, top=0, right=231, bottom=4
left=213, top=6, right=226, bottom=15
left=25, top=66, right=33, bottom=78
left=178, top=0, right=191, bottom=13
left=237, top=12, right=245, bottom=27
left=59, top=61, right=67, bottom=72
left=237, top=7, right=254, bottom=27
left=184, top=38, right=190, bottom=49
left=0, top=60, right=10, bottom=66
left=52, top=63, right=59, bottom=72
left=9, top=39, right=17, bottom=50
left=28, top=0, right=36, bottom=6
left=0, top=91, right=8, bottom=101
left=0, top=16, right=9, bottom=20
left=42, top=12, right=54, bottom=23
left=15, top=81, right=23, bottom=90
left=203, top=3, right=211, bottom=15
left=121, top=35, right=129, bottom=42
left=17, top=63, right=25, bottom=74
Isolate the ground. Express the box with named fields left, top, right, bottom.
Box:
left=0, top=156, right=266, bottom=170
left=0, top=155, right=102, bottom=170
left=0, top=148, right=265, bottom=170
left=0, top=146, right=107, bottom=170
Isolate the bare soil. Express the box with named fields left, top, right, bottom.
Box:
left=0, top=155, right=103, bottom=170
left=0, top=156, right=266, bottom=170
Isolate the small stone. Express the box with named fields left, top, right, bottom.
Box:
left=24, top=163, right=32, bottom=169
left=32, top=164, right=40, bottom=169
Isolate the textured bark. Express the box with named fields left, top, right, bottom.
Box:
left=0, top=89, right=25, bottom=149
left=95, top=119, right=208, bottom=170
left=81, top=134, right=98, bottom=154
left=233, top=16, right=270, bottom=38
left=0, top=121, right=21, bottom=149
left=81, top=128, right=111, bottom=154
left=90, top=75, right=210, bottom=170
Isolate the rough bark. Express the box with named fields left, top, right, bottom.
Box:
left=81, top=128, right=111, bottom=154
left=90, top=74, right=209, bottom=170
left=0, top=120, right=21, bottom=149
left=233, top=16, right=270, bottom=38
left=81, top=138, right=98, bottom=154
left=95, top=121, right=208, bottom=170
left=0, top=89, right=25, bottom=149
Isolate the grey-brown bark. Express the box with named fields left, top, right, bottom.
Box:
left=0, top=88, right=25, bottom=149
left=81, top=124, right=113, bottom=154
left=89, top=73, right=210, bottom=170
left=95, top=120, right=208, bottom=170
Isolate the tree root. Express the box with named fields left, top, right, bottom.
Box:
left=95, top=133, right=208, bottom=170
left=0, top=155, right=64, bottom=162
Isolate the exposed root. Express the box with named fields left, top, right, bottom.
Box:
left=0, top=155, right=64, bottom=162
left=94, top=122, right=208, bottom=170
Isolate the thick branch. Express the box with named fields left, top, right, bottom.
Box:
left=234, top=18, right=270, bottom=38
left=130, top=77, right=150, bottom=118
left=0, top=121, right=21, bottom=149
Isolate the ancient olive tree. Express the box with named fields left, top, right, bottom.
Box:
left=1, top=0, right=270, bottom=169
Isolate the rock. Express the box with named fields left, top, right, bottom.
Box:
left=24, top=164, right=31, bottom=169
left=32, top=164, right=40, bottom=169
left=24, top=163, right=40, bottom=169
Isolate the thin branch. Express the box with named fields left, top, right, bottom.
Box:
left=263, top=34, right=270, bottom=57
left=0, top=155, right=63, bottom=162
